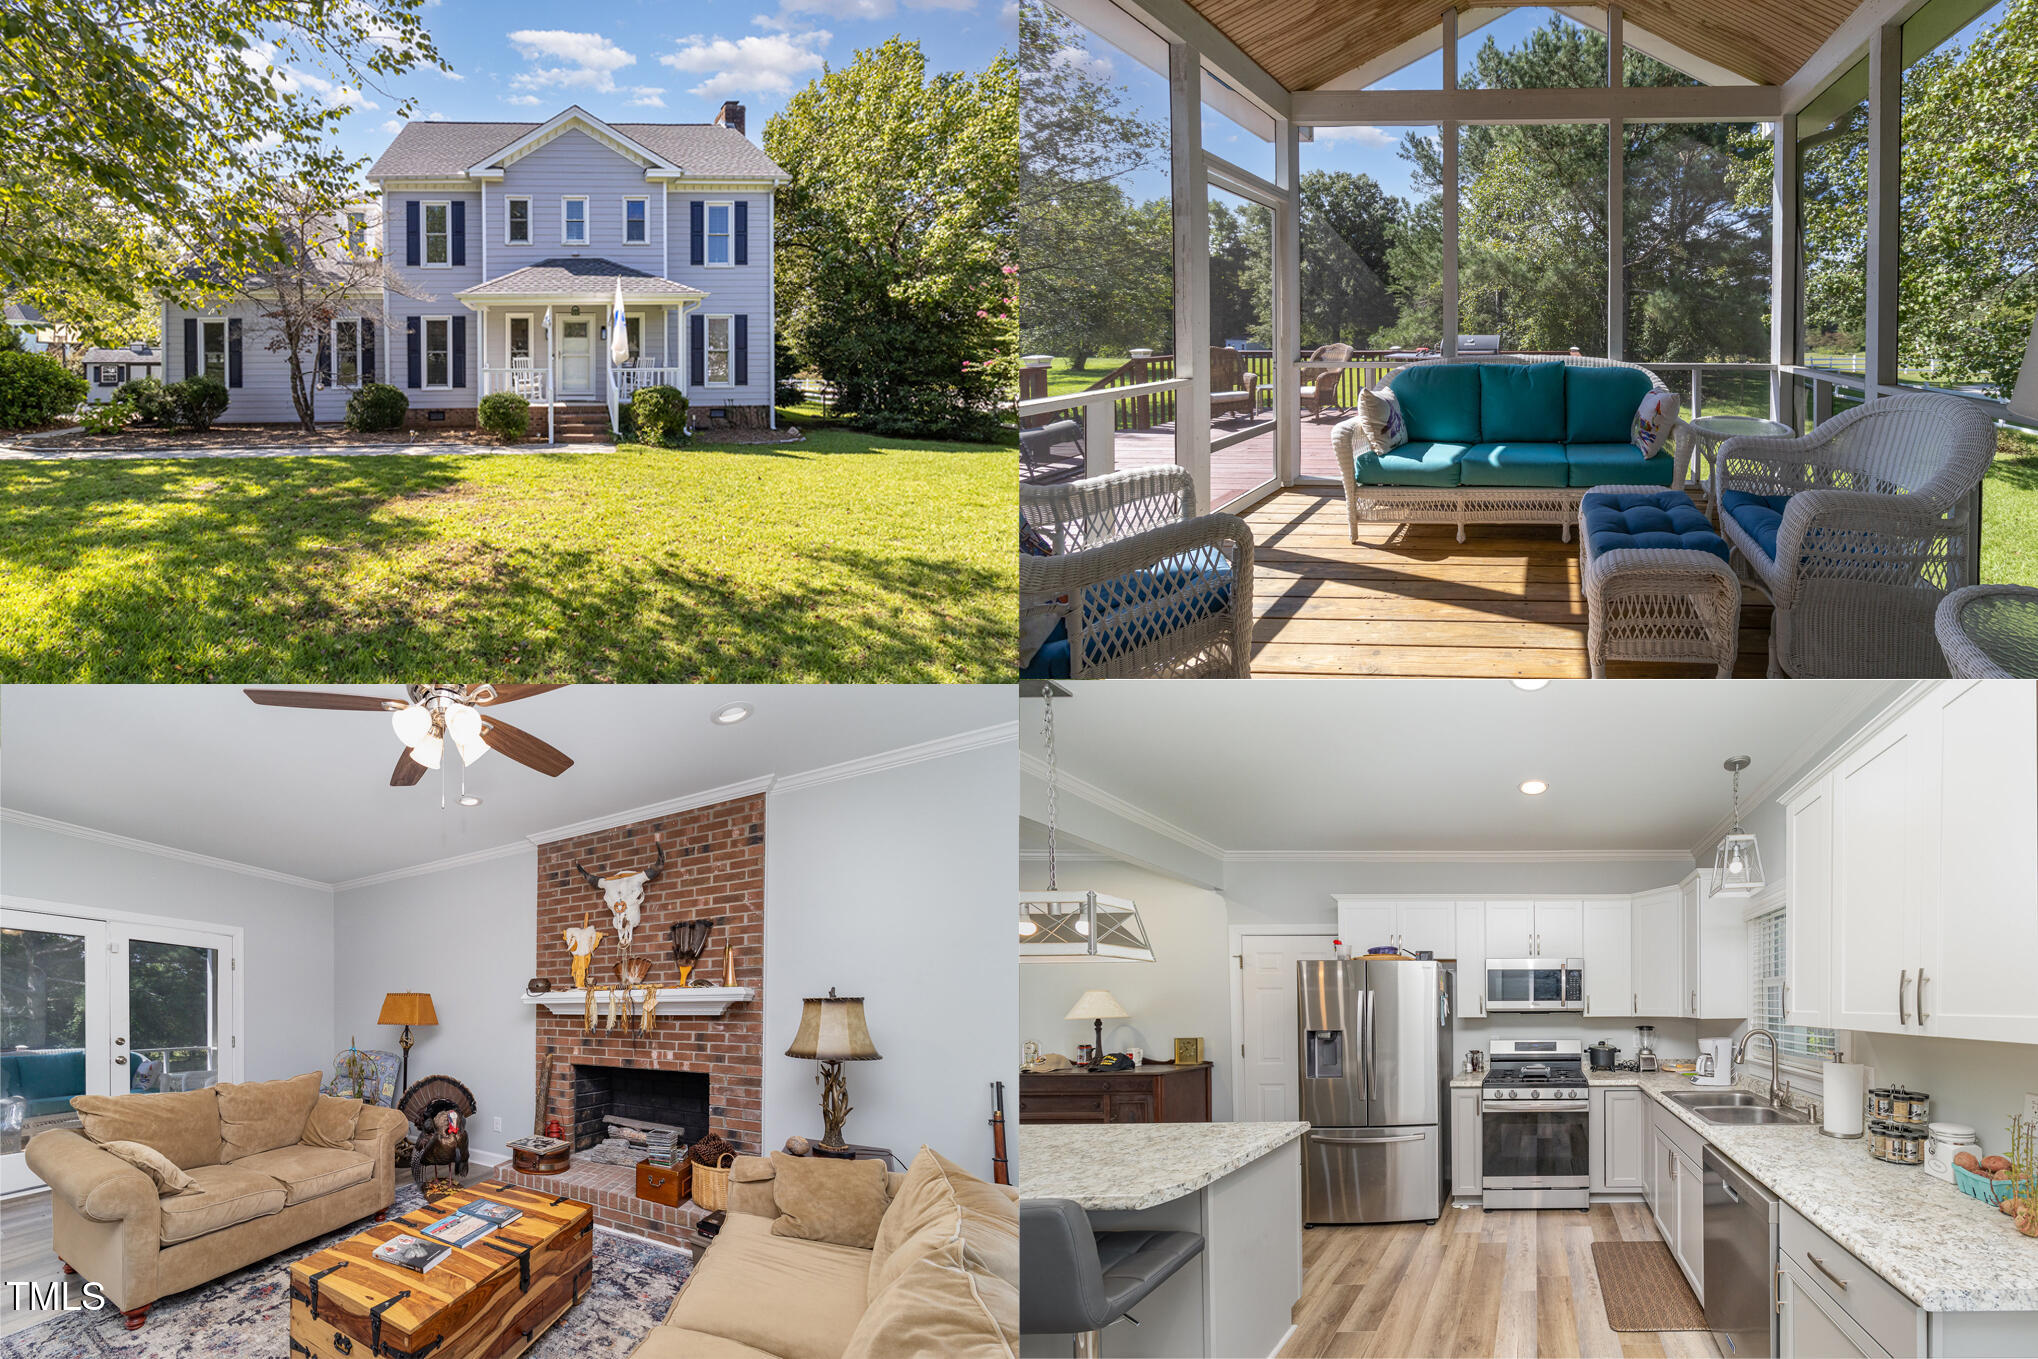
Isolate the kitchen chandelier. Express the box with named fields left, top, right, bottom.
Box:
left=1711, top=755, right=1766, bottom=897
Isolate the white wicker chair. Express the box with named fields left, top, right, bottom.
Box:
left=1020, top=466, right=1254, bottom=678
left=1712, top=393, right=1998, bottom=677
left=1331, top=354, right=1695, bottom=544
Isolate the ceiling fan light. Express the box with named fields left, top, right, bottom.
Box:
left=411, top=733, right=444, bottom=770
left=444, top=703, right=483, bottom=744
left=452, top=729, right=490, bottom=766
left=391, top=704, right=432, bottom=748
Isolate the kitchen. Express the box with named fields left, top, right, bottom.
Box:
left=1017, top=680, right=2038, bottom=1359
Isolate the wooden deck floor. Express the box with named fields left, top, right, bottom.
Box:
left=1242, top=489, right=1771, bottom=679
left=1281, top=1202, right=1720, bottom=1359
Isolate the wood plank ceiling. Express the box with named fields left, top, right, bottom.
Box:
left=1186, top=0, right=1865, bottom=92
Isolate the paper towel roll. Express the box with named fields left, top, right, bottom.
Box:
left=1825, top=1063, right=1867, bottom=1137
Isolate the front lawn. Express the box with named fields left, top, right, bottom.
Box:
left=0, top=428, right=1016, bottom=681
left=1981, top=424, right=2038, bottom=588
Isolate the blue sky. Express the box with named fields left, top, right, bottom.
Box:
left=307, top=0, right=1013, bottom=165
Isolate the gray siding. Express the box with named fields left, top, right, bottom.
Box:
left=491, top=130, right=668, bottom=272
left=664, top=189, right=774, bottom=406
left=161, top=300, right=386, bottom=423
left=383, top=190, right=484, bottom=302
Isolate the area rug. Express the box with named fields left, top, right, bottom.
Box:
left=1591, top=1239, right=1707, bottom=1331
left=0, top=1184, right=692, bottom=1358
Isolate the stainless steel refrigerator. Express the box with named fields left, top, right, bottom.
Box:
left=1297, top=958, right=1452, bottom=1226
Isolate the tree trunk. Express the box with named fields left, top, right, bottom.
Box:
left=286, top=343, right=316, bottom=433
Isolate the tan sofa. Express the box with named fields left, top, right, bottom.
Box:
left=24, top=1074, right=405, bottom=1328
left=632, top=1146, right=1019, bottom=1359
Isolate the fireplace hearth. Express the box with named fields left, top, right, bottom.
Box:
left=571, top=1065, right=709, bottom=1151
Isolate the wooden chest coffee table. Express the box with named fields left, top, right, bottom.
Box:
left=289, top=1183, right=593, bottom=1359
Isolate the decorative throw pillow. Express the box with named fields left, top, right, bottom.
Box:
left=1631, top=389, right=1680, bottom=458
left=841, top=1231, right=1016, bottom=1359
left=768, top=1151, right=892, bottom=1250
left=216, top=1071, right=322, bottom=1161
left=302, top=1095, right=365, bottom=1150
left=98, top=1139, right=196, bottom=1195
left=1356, top=386, right=1408, bottom=453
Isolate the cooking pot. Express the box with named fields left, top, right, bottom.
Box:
left=1587, top=1042, right=1620, bottom=1072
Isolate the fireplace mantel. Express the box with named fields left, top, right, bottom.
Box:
left=521, top=986, right=755, bottom=1018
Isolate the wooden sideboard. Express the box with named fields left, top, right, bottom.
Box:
left=1018, top=1062, right=1213, bottom=1124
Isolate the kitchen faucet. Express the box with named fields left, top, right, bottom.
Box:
left=1733, top=1028, right=1790, bottom=1109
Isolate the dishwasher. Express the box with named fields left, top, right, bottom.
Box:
left=1703, top=1146, right=1779, bottom=1359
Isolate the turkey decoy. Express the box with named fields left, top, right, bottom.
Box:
left=399, top=1075, right=477, bottom=1191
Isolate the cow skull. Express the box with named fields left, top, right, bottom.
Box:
left=574, top=839, right=666, bottom=950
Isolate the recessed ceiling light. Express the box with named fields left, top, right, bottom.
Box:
left=1512, top=679, right=1550, bottom=691
left=711, top=703, right=754, bottom=726
left=1519, top=780, right=1548, bottom=796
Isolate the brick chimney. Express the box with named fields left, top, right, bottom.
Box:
left=715, top=101, right=745, bottom=136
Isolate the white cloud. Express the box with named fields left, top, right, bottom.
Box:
left=1049, top=46, right=1112, bottom=79
left=506, top=30, right=638, bottom=92
left=658, top=30, right=829, bottom=99
left=505, top=93, right=544, bottom=106
left=426, top=111, right=447, bottom=121
left=1000, top=0, right=1018, bottom=19
left=777, top=0, right=892, bottom=20
left=238, top=45, right=379, bottom=110
left=442, top=70, right=464, bottom=81
left=381, top=118, right=406, bottom=134
left=626, top=87, right=667, bottom=107
left=905, top=0, right=976, bottom=10
left=1310, top=125, right=1398, bottom=147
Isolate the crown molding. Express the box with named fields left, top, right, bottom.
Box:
left=331, top=841, right=533, bottom=893
left=1018, top=753, right=1227, bottom=863
left=1018, top=850, right=1114, bottom=863
left=1223, top=848, right=1694, bottom=864
left=0, top=807, right=332, bottom=893
left=772, top=722, right=1016, bottom=794
left=523, top=775, right=777, bottom=847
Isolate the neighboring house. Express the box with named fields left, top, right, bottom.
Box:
left=160, top=101, right=787, bottom=438
left=5, top=302, right=60, bottom=354
left=82, top=343, right=163, bottom=400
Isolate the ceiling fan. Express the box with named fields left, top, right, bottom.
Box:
left=243, top=685, right=574, bottom=787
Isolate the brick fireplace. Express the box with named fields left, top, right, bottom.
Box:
left=500, top=794, right=765, bottom=1249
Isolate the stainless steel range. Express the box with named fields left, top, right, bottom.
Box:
left=1480, top=1039, right=1590, bottom=1211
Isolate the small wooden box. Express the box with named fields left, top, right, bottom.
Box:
left=636, top=1159, right=691, bottom=1206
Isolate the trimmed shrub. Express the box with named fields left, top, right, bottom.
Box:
left=116, top=376, right=178, bottom=426
left=77, top=400, right=135, bottom=435
left=477, top=390, right=531, bottom=443
left=169, top=375, right=230, bottom=431
left=0, top=350, right=88, bottom=428
left=346, top=382, right=408, bottom=433
left=628, top=385, right=691, bottom=448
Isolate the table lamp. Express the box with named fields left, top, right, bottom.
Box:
left=1065, top=989, right=1128, bottom=1067
left=784, top=988, right=883, bottom=1151
left=378, top=992, right=437, bottom=1094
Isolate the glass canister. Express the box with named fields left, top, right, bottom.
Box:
left=1923, top=1122, right=1979, bottom=1183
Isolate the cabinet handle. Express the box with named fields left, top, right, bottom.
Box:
left=1774, top=1266, right=1785, bottom=1315
left=1899, top=969, right=1911, bottom=1025
left=1806, top=1252, right=1849, bottom=1291
left=1917, top=969, right=1928, bottom=1024
left=1632, top=992, right=1638, bottom=1014
left=1690, top=989, right=1696, bottom=1014
left=1585, top=996, right=1591, bottom=1015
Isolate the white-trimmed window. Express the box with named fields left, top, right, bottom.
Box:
left=705, top=202, right=733, bottom=266
left=507, top=313, right=533, bottom=366
left=200, top=319, right=227, bottom=382
left=423, top=201, right=450, bottom=267
left=95, top=365, right=119, bottom=385
left=345, top=211, right=368, bottom=256
left=1750, top=907, right=1840, bottom=1072
left=561, top=196, right=588, bottom=245
left=505, top=197, right=531, bottom=245
left=704, top=314, right=733, bottom=385
left=424, top=316, right=451, bottom=388
left=624, top=314, right=644, bottom=363
left=623, top=197, right=648, bottom=245
left=333, top=318, right=363, bottom=387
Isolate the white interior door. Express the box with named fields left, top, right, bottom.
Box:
left=1236, top=934, right=1336, bottom=1122
left=1, top=910, right=110, bottom=1194
left=559, top=319, right=593, bottom=394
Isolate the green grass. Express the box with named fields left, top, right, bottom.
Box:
left=1982, top=425, right=2038, bottom=589
left=1046, top=355, right=1132, bottom=397
left=0, top=428, right=1017, bottom=682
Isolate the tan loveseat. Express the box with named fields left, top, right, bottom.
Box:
left=24, top=1073, right=405, bottom=1327
left=632, top=1146, right=1019, bottom=1359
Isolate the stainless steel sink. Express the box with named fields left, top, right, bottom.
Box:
left=1689, top=1105, right=1810, bottom=1126
left=1664, top=1090, right=1764, bottom=1108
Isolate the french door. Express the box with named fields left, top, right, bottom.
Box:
left=1, top=905, right=240, bottom=1194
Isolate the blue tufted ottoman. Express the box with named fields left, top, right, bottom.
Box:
left=1578, top=486, right=1741, bottom=677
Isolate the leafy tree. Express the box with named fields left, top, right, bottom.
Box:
left=767, top=38, right=1016, bottom=442
left=1299, top=169, right=1404, bottom=349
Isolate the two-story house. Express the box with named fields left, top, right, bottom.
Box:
left=159, top=102, right=787, bottom=441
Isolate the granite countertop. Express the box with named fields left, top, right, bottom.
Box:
left=1016, top=1121, right=1309, bottom=1213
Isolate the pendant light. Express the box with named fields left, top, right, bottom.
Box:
left=1018, top=685, right=1156, bottom=963
left=1711, top=756, right=1766, bottom=897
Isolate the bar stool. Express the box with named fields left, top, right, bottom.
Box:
left=1020, top=1197, right=1206, bottom=1358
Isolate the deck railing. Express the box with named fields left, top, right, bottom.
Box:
left=607, top=366, right=686, bottom=437
left=482, top=366, right=549, bottom=403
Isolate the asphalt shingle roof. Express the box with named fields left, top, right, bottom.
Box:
left=367, top=115, right=785, bottom=181
left=458, top=259, right=708, bottom=298
left=5, top=302, right=47, bottom=325
left=82, top=346, right=161, bottom=364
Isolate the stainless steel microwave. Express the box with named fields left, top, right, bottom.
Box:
left=1484, top=958, right=1585, bottom=1011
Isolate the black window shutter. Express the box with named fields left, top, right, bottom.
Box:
left=406, top=316, right=421, bottom=388
left=227, top=318, right=243, bottom=388
left=690, top=313, right=705, bottom=386
left=690, top=201, right=704, bottom=267
left=451, top=315, right=466, bottom=388
left=183, top=317, right=197, bottom=379
left=116, top=365, right=128, bottom=385
left=451, top=201, right=466, bottom=267
left=406, top=201, right=420, bottom=268
left=734, top=314, right=748, bottom=385
left=315, top=329, right=330, bottom=389
left=735, top=202, right=748, bottom=266
left=362, top=318, right=377, bottom=382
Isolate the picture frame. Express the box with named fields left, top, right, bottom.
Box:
left=1174, top=1037, right=1204, bottom=1065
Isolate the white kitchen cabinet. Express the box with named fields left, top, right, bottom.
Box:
left=1582, top=901, right=1633, bottom=1019
left=1335, top=899, right=1398, bottom=953
left=1785, top=775, right=1835, bottom=1028
left=1450, top=1087, right=1481, bottom=1199
left=1832, top=707, right=1937, bottom=1033
left=1649, top=1103, right=1705, bottom=1301
left=1532, top=900, right=1583, bottom=957
left=1780, top=1255, right=1882, bottom=1359
left=1629, top=886, right=1683, bottom=1017
left=1591, top=1087, right=1645, bottom=1193
left=1650, top=1125, right=1678, bottom=1247
left=1680, top=871, right=1748, bottom=1020
left=1333, top=898, right=1458, bottom=958
left=1455, top=903, right=1488, bottom=1017
left=1484, top=900, right=1535, bottom=957
left=1675, top=1145, right=1704, bottom=1301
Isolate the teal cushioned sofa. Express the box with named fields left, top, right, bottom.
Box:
left=1, top=1049, right=87, bottom=1118
left=1332, top=356, right=1691, bottom=543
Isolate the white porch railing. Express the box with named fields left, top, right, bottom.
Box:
left=608, top=366, right=686, bottom=438
left=482, top=366, right=549, bottom=403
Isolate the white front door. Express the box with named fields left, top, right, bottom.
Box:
left=1236, top=933, right=1336, bottom=1122
left=560, top=319, right=593, bottom=394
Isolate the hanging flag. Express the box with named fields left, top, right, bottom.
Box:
left=609, top=278, right=629, bottom=366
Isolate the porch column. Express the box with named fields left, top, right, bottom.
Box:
left=478, top=305, right=488, bottom=395
left=1170, top=39, right=1212, bottom=513
left=1770, top=122, right=1801, bottom=427
left=1441, top=7, right=1459, bottom=361
left=545, top=305, right=555, bottom=445
left=1865, top=21, right=1901, bottom=394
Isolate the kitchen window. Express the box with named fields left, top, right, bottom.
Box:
left=562, top=196, right=588, bottom=245
left=704, top=314, right=732, bottom=385
left=706, top=202, right=732, bottom=266
left=505, top=197, right=530, bottom=245
left=200, top=319, right=227, bottom=382
left=423, top=316, right=451, bottom=389
left=1749, top=907, right=1839, bottom=1072
left=423, top=201, right=450, bottom=266
left=333, top=318, right=362, bottom=387
left=623, top=197, right=648, bottom=244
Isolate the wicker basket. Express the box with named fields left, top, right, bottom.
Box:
left=691, top=1152, right=735, bottom=1211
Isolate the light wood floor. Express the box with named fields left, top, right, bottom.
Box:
left=0, top=1190, right=68, bottom=1338
left=1241, top=489, right=1773, bottom=678
left=1280, top=1201, right=1721, bottom=1359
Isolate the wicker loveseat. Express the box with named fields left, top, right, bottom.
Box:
left=1331, top=355, right=1693, bottom=543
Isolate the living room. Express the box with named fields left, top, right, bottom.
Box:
left=0, top=683, right=1019, bottom=1357
left=1016, top=679, right=2038, bottom=1358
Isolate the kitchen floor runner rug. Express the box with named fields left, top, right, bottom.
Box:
left=1591, top=1239, right=1708, bottom=1332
